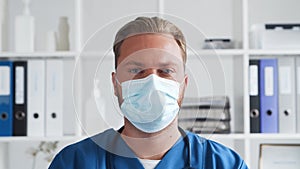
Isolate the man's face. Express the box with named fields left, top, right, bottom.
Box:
left=112, top=33, right=188, bottom=106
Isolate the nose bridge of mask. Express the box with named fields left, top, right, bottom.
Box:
left=121, top=74, right=180, bottom=99
left=152, top=75, right=181, bottom=99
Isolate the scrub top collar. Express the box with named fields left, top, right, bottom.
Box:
left=100, top=127, right=196, bottom=169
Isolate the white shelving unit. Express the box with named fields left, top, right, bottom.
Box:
left=245, top=0, right=300, bottom=168
left=0, top=0, right=82, bottom=168
left=0, top=51, right=77, bottom=58
left=1, top=0, right=300, bottom=169
left=0, top=136, right=84, bottom=142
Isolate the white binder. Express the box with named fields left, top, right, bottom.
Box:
left=63, top=60, right=76, bottom=136
left=27, top=60, right=45, bottom=136
left=278, top=57, right=296, bottom=133
left=296, top=58, right=300, bottom=133
left=46, top=60, right=63, bottom=136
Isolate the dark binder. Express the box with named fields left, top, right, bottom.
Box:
left=249, top=60, right=260, bottom=133
left=12, top=61, right=27, bottom=136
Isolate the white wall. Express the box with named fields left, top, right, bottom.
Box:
left=164, top=0, right=238, bottom=48
left=249, top=0, right=300, bottom=25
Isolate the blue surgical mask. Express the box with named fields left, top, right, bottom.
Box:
left=117, top=74, right=180, bottom=133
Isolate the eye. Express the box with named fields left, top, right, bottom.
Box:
left=159, top=68, right=174, bottom=74
left=129, top=68, right=142, bottom=74
left=129, top=68, right=141, bottom=74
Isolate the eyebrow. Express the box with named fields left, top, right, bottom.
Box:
left=123, top=60, right=181, bottom=67
left=158, top=62, right=179, bottom=67
left=124, top=61, right=145, bottom=67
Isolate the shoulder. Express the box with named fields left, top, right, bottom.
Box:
left=60, top=128, right=116, bottom=157
left=186, top=132, right=248, bottom=169
left=59, top=135, right=101, bottom=159
left=49, top=129, right=115, bottom=169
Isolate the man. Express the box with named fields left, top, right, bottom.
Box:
left=49, top=16, right=248, bottom=169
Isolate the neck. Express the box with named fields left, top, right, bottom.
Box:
left=121, top=118, right=181, bottom=160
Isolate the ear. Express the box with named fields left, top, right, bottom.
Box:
left=183, top=74, right=188, bottom=88
left=111, top=72, right=118, bottom=96
left=178, top=74, right=188, bottom=106
left=181, top=74, right=188, bottom=93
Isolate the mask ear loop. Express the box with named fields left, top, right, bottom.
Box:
left=113, top=73, right=123, bottom=99
left=177, top=76, right=187, bottom=95
left=114, top=69, right=122, bottom=85
left=179, top=79, right=185, bottom=87
left=115, top=76, right=122, bottom=86
left=177, top=73, right=188, bottom=86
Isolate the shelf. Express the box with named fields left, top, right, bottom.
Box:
left=248, top=49, right=300, bottom=56
left=79, top=51, right=114, bottom=59
left=0, top=51, right=78, bottom=58
left=80, top=49, right=245, bottom=60
left=2, top=133, right=299, bottom=143
left=200, top=133, right=300, bottom=140
left=0, top=136, right=85, bottom=143
left=248, top=133, right=300, bottom=140
left=24, top=49, right=298, bottom=60
left=189, top=49, right=244, bottom=56
left=190, top=49, right=300, bottom=56
left=200, top=133, right=246, bottom=140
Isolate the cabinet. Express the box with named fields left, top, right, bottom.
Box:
left=1, top=0, right=300, bottom=169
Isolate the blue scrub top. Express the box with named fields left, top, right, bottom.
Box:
left=49, top=129, right=248, bottom=169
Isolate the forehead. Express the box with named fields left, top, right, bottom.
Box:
left=117, top=34, right=183, bottom=66
left=118, top=49, right=183, bottom=70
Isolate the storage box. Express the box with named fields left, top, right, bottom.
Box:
left=250, top=24, right=300, bottom=49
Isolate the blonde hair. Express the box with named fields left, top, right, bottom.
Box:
left=113, top=16, right=187, bottom=69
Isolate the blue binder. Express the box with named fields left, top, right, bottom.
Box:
left=259, top=59, right=279, bottom=133
left=0, top=61, right=13, bottom=136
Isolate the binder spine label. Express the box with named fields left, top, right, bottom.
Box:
left=0, top=67, right=10, bottom=95
left=250, top=65, right=258, bottom=96
left=297, top=67, right=300, bottom=94
left=279, top=66, right=291, bottom=94
left=15, top=66, right=25, bottom=104
left=265, top=67, right=274, bottom=96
